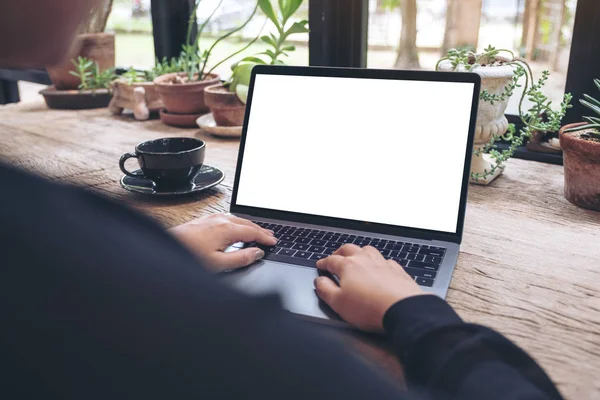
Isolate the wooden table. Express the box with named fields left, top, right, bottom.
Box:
left=1, top=101, right=600, bottom=399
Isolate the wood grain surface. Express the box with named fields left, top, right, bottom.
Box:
left=1, top=102, right=599, bottom=399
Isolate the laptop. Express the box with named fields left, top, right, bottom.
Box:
left=221, top=65, right=480, bottom=323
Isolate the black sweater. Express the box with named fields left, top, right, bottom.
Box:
left=0, top=165, right=563, bottom=399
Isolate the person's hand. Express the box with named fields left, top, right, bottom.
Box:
left=169, top=213, right=277, bottom=272
left=315, top=244, right=427, bottom=332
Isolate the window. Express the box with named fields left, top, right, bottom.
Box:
left=106, top=0, right=155, bottom=68
left=366, top=0, right=578, bottom=115
left=193, top=0, right=309, bottom=78
left=149, top=0, right=309, bottom=80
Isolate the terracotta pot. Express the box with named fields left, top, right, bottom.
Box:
left=526, top=130, right=562, bottom=154
left=40, top=86, right=111, bottom=109
left=47, top=32, right=115, bottom=90
left=559, top=122, right=600, bottom=211
left=204, top=83, right=246, bottom=126
left=153, top=73, right=220, bottom=115
left=109, top=80, right=164, bottom=120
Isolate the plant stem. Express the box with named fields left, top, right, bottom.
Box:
left=206, top=18, right=267, bottom=77
left=186, top=0, right=203, bottom=47
left=193, top=0, right=224, bottom=51
left=435, top=57, right=450, bottom=70
left=199, top=2, right=259, bottom=80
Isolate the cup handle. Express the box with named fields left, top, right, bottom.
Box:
left=119, top=152, right=140, bottom=178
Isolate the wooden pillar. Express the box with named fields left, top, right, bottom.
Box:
left=521, top=0, right=540, bottom=59
left=442, top=0, right=483, bottom=54
left=395, top=0, right=419, bottom=69
left=549, top=0, right=567, bottom=71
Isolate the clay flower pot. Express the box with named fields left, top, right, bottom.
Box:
left=153, top=72, right=220, bottom=115
left=526, top=130, right=562, bottom=154
left=559, top=122, right=600, bottom=211
left=47, top=32, right=115, bottom=90
left=439, top=59, right=514, bottom=185
left=204, top=83, right=246, bottom=127
left=109, top=80, right=164, bottom=120
left=40, top=86, right=111, bottom=109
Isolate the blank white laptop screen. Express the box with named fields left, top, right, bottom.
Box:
left=235, top=74, right=475, bottom=234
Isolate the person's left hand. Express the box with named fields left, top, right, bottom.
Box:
left=169, top=213, right=277, bottom=272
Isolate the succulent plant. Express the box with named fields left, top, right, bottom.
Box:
left=564, top=79, right=600, bottom=139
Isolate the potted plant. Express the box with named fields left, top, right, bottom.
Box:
left=153, top=0, right=262, bottom=127
left=109, top=67, right=166, bottom=121
left=205, top=0, right=309, bottom=127
left=109, top=58, right=191, bottom=120
left=437, top=46, right=571, bottom=185
left=526, top=121, right=563, bottom=154
left=47, top=0, right=115, bottom=90
left=41, top=56, right=116, bottom=109
left=559, top=79, right=600, bottom=211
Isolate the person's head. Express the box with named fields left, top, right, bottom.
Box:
left=0, top=0, right=100, bottom=68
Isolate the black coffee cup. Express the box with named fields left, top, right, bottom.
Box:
left=119, top=137, right=206, bottom=187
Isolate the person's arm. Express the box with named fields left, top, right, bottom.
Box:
left=0, top=165, right=410, bottom=400
left=315, top=245, right=564, bottom=400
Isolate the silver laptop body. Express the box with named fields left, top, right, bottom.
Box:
left=221, top=65, right=481, bottom=323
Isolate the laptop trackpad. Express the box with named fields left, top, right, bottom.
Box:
left=220, top=260, right=340, bottom=321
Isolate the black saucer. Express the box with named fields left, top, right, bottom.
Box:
left=120, top=164, right=225, bottom=196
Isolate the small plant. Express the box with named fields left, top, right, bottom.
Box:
left=437, top=45, right=572, bottom=181
left=564, top=79, right=600, bottom=140
left=69, top=56, right=116, bottom=91
left=120, top=67, right=149, bottom=84
left=156, top=0, right=262, bottom=83
left=228, top=0, right=309, bottom=103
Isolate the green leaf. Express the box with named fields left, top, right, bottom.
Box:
left=284, top=20, right=309, bottom=37
left=283, top=0, right=303, bottom=20
left=258, top=0, right=280, bottom=30
left=259, top=49, right=277, bottom=59
left=235, top=84, right=249, bottom=104
left=281, top=44, right=296, bottom=52
left=580, top=99, right=600, bottom=117
left=564, top=123, right=596, bottom=133
left=240, top=56, right=267, bottom=64
left=381, top=0, right=401, bottom=10
left=583, top=93, right=600, bottom=109
left=583, top=116, right=600, bottom=125
left=260, top=35, right=277, bottom=47
left=230, top=63, right=256, bottom=92
left=278, top=0, right=288, bottom=18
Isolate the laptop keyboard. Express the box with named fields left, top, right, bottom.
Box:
left=245, top=221, right=447, bottom=287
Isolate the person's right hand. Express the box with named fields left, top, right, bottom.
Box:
left=315, top=244, right=428, bottom=332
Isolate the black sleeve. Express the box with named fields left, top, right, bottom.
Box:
left=383, top=295, right=564, bottom=400
left=0, top=165, right=410, bottom=400
left=0, top=164, right=563, bottom=400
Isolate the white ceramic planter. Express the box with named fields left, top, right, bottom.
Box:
left=439, top=61, right=515, bottom=185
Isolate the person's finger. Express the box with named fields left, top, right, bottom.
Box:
left=216, top=247, right=265, bottom=269
left=225, top=214, right=274, bottom=235
left=333, top=244, right=362, bottom=257
left=362, top=245, right=383, bottom=258
left=387, top=259, right=400, bottom=268
left=225, top=224, right=277, bottom=246
left=314, top=276, right=341, bottom=307
left=316, top=255, right=347, bottom=276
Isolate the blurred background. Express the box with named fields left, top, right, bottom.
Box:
left=19, top=0, right=578, bottom=114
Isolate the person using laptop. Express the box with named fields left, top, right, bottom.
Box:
left=1, top=1, right=562, bottom=399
